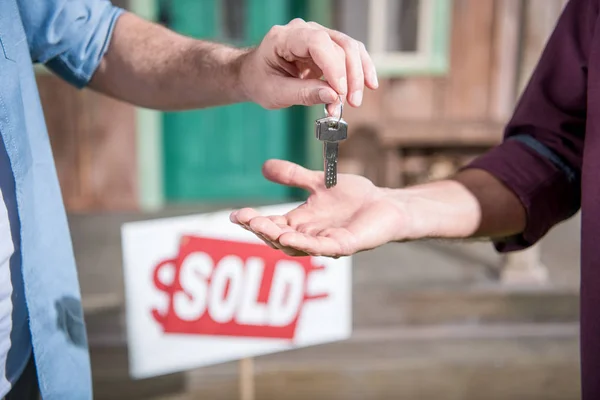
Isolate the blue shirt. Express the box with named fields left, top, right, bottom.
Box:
left=0, top=115, right=30, bottom=396
left=0, top=1, right=122, bottom=398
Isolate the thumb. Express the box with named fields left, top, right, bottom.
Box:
left=271, top=76, right=338, bottom=107
left=262, top=159, right=322, bottom=192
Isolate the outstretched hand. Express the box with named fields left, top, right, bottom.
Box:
left=230, top=160, right=410, bottom=258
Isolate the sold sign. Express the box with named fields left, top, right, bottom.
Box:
left=122, top=206, right=351, bottom=379
left=152, top=236, right=328, bottom=341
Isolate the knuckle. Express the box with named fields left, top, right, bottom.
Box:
left=313, top=30, right=331, bottom=42
left=248, top=218, right=263, bottom=231
left=267, top=25, right=284, bottom=38
left=343, top=37, right=361, bottom=52
left=297, top=87, right=314, bottom=105
left=289, top=17, right=306, bottom=26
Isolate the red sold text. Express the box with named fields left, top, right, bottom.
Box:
left=152, top=236, right=328, bottom=341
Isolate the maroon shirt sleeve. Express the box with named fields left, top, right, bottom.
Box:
left=464, top=0, right=598, bottom=251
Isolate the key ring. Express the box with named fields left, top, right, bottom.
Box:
left=323, top=95, right=343, bottom=125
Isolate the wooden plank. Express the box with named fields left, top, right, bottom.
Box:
left=488, top=0, right=522, bottom=122
left=385, top=78, right=436, bottom=121
left=37, top=74, right=138, bottom=212
left=384, top=148, right=403, bottom=188
left=37, top=74, right=84, bottom=209
left=378, top=121, right=504, bottom=147
left=84, top=92, right=138, bottom=211
left=441, top=0, right=495, bottom=120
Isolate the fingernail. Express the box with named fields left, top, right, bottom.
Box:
left=350, top=90, right=363, bottom=106
left=319, top=88, right=337, bottom=104
left=372, top=71, right=379, bottom=88
left=339, top=77, right=347, bottom=94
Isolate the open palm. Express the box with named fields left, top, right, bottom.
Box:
left=230, top=160, right=407, bottom=257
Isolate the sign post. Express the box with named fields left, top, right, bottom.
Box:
left=121, top=203, right=352, bottom=384
left=239, top=357, right=255, bottom=400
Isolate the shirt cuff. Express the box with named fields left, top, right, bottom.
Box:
left=463, top=139, right=580, bottom=252
left=45, top=6, right=124, bottom=88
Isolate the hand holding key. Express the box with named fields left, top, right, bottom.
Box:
left=239, top=18, right=378, bottom=114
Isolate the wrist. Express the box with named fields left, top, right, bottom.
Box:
left=189, top=40, right=252, bottom=104
left=381, top=180, right=482, bottom=242
left=227, top=47, right=253, bottom=103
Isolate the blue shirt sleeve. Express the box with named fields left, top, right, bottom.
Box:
left=16, top=0, right=124, bottom=88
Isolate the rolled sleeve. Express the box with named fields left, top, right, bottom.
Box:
left=464, top=0, right=596, bottom=252
left=467, top=140, right=580, bottom=252
left=17, top=0, right=124, bottom=88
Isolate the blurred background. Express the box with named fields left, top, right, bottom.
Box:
left=37, top=0, right=580, bottom=399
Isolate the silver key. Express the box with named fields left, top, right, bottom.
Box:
left=315, top=116, right=348, bottom=188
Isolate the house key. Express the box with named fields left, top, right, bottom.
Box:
left=315, top=100, right=348, bottom=188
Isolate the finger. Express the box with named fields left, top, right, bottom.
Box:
left=230, top=211, right=248, bottom=230
left=270, top=76, right=338, bottom=107
left=256, top=233, right=279, bottom=249
left=243, top=228, right=279, bottom=249
left=328, top=32, right=364, bottom=107
left=248, top=216, right=286, bottom=243
left=308, top=22, right=379, bottom=91
left=268, top=215, right=288, bottom=225
left=283, top=27, right=348, bottom=96
left=281, top=246, right=310, bottom=257
left=301, top=66, right=324, bottom=80
left=326, top=97, right=343, bottom=120
left=286, top=208, right=319, bottom=229
left=262, top=159, right=321, bottom=192
left=296, top=223, right=325, bottom=235
left=296, top=60, right=323, bottom=80
left=357, top=40, right=379, bottom=90
left=329, top=31, right=378, bottom=93
left=232, top=208, right=262, bottom=228
left=278, top=232, right=345, bottom=257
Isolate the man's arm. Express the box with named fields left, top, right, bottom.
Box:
left=87, top=12, right=248, bottom=110
left=18, top=1, right=377, bottom=112
left=89, top=12, right=377, bottom=111
left=390, top=169, right=526, bottom=241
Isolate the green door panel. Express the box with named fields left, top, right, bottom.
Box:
left=162, top=0, right=304, bottom=202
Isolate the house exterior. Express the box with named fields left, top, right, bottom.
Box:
left=36, top=0, right=568, bottom=212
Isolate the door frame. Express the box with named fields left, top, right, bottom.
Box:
left=130, top=0, right=164, bottom=211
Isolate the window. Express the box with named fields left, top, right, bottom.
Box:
left=332, top=0, right=452, bottom=76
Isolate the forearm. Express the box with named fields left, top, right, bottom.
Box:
left=387, top=168, right=526, bottom=241
left=89, top=12, right=250, bottom=110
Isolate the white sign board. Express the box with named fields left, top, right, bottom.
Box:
left=121, top=203, right=352, bottom=379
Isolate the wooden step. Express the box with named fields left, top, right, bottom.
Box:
left=85, top=305, right=580, bottom=400
left=159, top=323, right=580, bottom=400
left=354, top=285, right=579, bottom=327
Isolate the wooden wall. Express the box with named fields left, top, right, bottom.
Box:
left=38, top=73, right=138, bottom=212
left=339, top=0, right=568, bottom=187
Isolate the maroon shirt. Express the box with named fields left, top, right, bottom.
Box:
left=467, top=0, right=600, bottom=397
